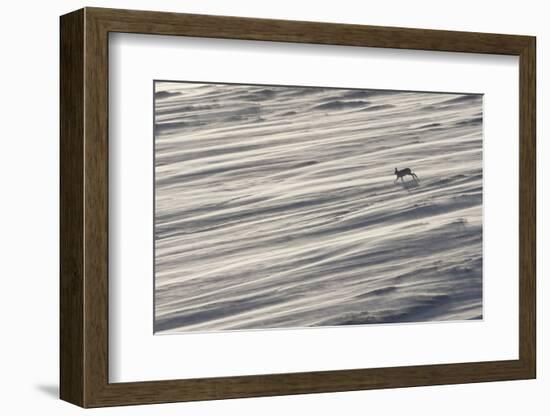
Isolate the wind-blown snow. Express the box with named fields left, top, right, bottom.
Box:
left=154, top=81, right=483, bottom=334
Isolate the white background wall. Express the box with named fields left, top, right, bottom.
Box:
left=0, top=0, right=545, bottom=414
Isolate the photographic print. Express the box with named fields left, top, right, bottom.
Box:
left=154, top=81, right=483, bottom=334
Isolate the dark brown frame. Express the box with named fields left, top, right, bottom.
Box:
left=60, top=7, right=536, bottom=408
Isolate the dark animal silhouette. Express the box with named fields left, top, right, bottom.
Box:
left=394, top=167, right=419, bottom=183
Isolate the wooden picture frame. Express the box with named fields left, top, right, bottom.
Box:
left=60, top=7, right=536, bottom=408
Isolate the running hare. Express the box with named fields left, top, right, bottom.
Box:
left=394, top=167, right=419, bottom=183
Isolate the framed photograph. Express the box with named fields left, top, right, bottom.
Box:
left=60, top=7, right=536, bottom=408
